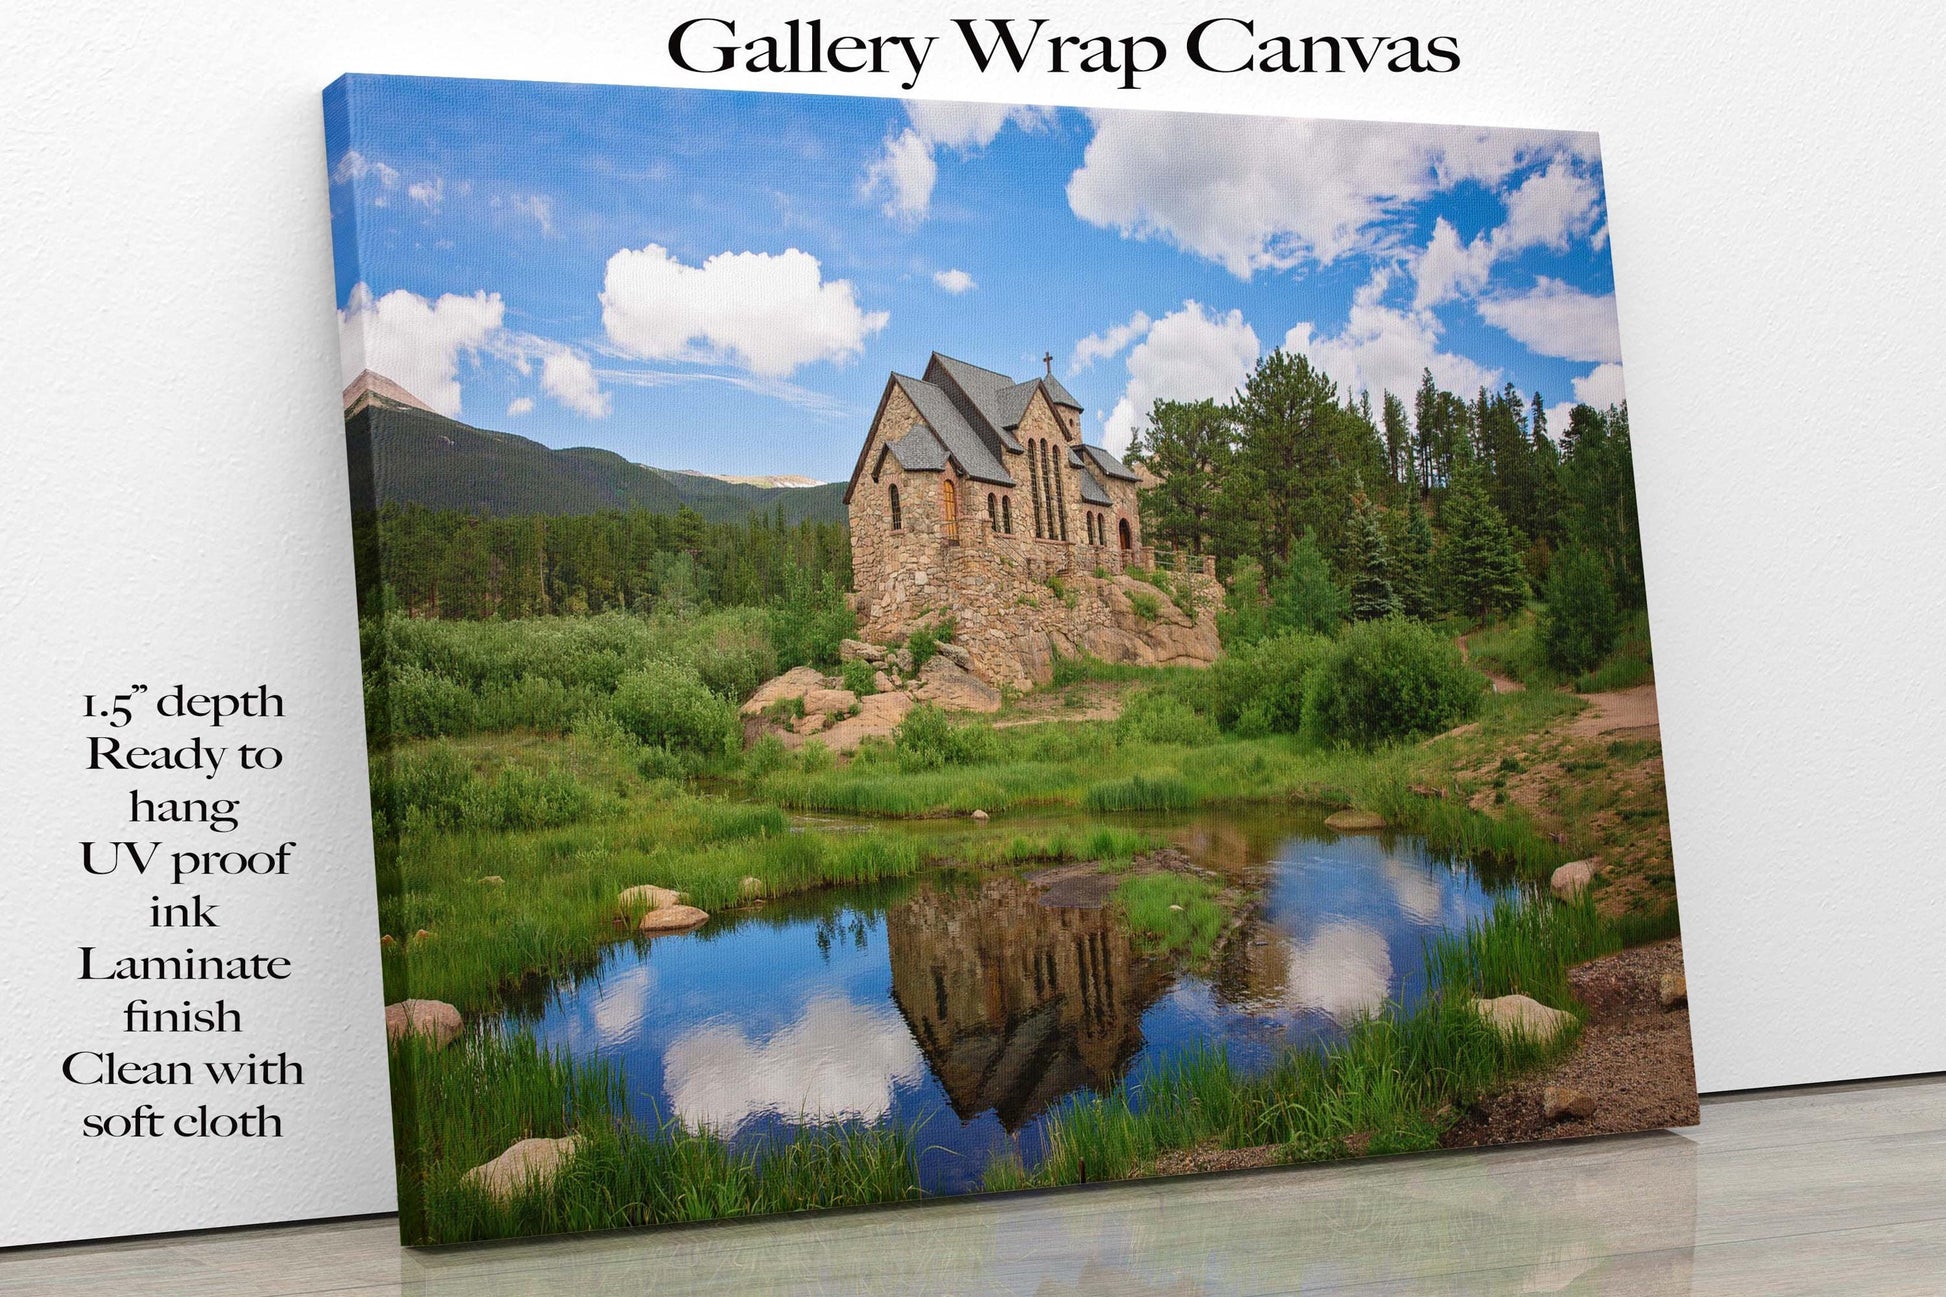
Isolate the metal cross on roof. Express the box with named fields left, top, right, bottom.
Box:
left=1042, top=351, right=1053, bottom=375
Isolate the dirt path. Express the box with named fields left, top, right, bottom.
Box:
left=1568, top=682, right=1659, bottom=740
left=1456, top=633, right=1524, bottom=695
left=1442, top=938, right=1697, bottom=1147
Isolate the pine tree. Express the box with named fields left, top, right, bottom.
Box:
left=1346, top=496, right=1397, bottom=620
left=1435, top=469, right=1528, bottom=623
left=1382, top=390, right=1411, bottom=489
left=1393, top=494, right=1436, bottom=620
left=1539, top=544, right=1621, bottom=674
left=1267, top=532, right=1348, bottom=634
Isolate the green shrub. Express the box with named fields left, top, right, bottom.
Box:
left=891, top=702, right=994, bottom=769
left=369, top=745, right=610, bottom=836
left=384, top=664, right=478, bottom=738
left=742, top=732, right=791, bottom=778
left=1207, top=632, right=1335, bottom=734
left=839, top=658, right=878, bottom=696
left=768, top=570, right=855, bottom=671
left=1301, top=617, right=1485, bottom=747
left=904, top=618, right=955, bottom=673
left=606, top=660, right=738, bottom=759
left=1216, top=558, right=1271, bottom=646
left=1126, top=589, right=1162, bottom=621
left=1539, top=545, right=1621, bottom=675
left=1115, top=689, right=1220, bottom=746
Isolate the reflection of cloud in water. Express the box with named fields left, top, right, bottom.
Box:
left=1382, top=858, right=1446, bottom=925
left=590, top=963, right=656, bottom=1046
left=1285, top=920, right=1393, bottom=1021
left=664, top=995, right=924, bottom=1132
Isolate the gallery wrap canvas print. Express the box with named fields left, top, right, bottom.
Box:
left=327, top=74, right=1696, bottom=1245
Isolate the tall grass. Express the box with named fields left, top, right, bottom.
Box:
left=394, top=1030, right=921, bottom=1244
left=1113, top=874, right=1226, bottom=959
left=985, top=891, right=1616, bottom=1191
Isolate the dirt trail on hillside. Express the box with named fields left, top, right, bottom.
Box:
left=1456, top=633, right=1525, bottom=695
left=1569, top=683, right=1659, bottom=739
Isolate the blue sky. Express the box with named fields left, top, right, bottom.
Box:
left=326, top=76, right=1624, bottom=481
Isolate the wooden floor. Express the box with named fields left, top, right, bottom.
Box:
left=5, top=1075, right=1942, bottom=1295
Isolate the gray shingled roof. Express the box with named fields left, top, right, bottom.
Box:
left=1041, top=374, right=1082, bottom=409
left=1076, top=443, right=1141, bottom=482
left=1075, top=465, right=1112, bottom=506
left=882, top=424, right=950, bottom=472
left=891, top=373, right=1015, bottom=486
left=926, top=354, right=1026, bottom=452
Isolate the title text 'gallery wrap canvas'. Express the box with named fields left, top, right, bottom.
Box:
left=327, top=74, right=1695, bottom=1245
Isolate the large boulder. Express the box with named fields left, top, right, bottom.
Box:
left=801, top=687, right=858, bottom=716
left=819, top=691, right=914, bottom=752
left=384, top=999, right=463, bottom=1050
left=1550, top=858, right=1602, bottom=900
left=740, top=666, right=828, bottom=717
left=911, top=656, right=1002, bottom=712
left=1659, top=973, right=1688, bottom=1009
left=462, top=1135, right=582, bottom=1203
left=935, top=641, right=974, bottom=670
left=839, top=639, right=886, bottom=665
left=618, top=884, right=684, bottom=911
left=1472, top=994, right=1576, bottom=1046
left=1324, top=809, right=1387, bottom=832
left=638, top=904, right=710, bottom=934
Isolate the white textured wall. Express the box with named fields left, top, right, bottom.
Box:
left=3, top=0, right=1941, bottom=1247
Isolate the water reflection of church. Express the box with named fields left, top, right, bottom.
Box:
left=886, top=875, right=1173, bottom=1129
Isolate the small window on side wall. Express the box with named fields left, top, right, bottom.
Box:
left=988, top=492, right=997, bottom=528
left=889, top=484, right=902, bottom=531
left=1002, top=496, right=1013, bottom=534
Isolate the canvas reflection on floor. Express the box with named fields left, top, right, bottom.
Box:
left=326, top=74, right=1695, bottom=1244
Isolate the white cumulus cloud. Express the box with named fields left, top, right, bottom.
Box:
left=932, top=268, right=977, bottom=294
left=337, top=283, right=503, bottom=418
left=1286, top=270, right=1499, bottom=414
left=541, top=348, right=611, bottom=418
left=506, top=396, right=534, bottom=417
left=331, top=150, right=398, bottom=189
left=864, top=100, right=1054, bottom=222
left=663, top=995, right=925, bottom=1133
left=1283, top=920, right=1394, bottom=1023
left=600, top=244, right=888, bottom=378
left=1101, top=301, right=1260, bottom=455
left=1476, top=277, right=1622, bottom=364
left=1068, top=111, right=1592, bottom=278
left=1069, top=310, right=1153, bottom=375
left=407, top=175, right=444, bottom=213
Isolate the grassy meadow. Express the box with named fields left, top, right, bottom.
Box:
left=366, top=591, right=1673, bottom=1243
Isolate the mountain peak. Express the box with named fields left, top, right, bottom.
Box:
left=343, top=369, right=437, bottom=416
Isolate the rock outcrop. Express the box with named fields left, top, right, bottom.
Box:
left=740, top=666, right=827, bottom=716
left=618, top=884, right=684, bottom=911
left=817, top=691, right=913, bottom=752
left=911, top=656, right=1002, bottom=712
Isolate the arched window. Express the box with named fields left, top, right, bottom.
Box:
left=1027, top=441, right=1044, bottom=537
left=888, top=484, right=902, bottom=531
left=1053, top=455, right=1070, bottom=541
left=1002, top=496, right=1013, bottom=534
left=941, top=478, right=959, bottom=543
left=1118, top=517, right=1133, bottom=551
left=987, top=492, right=997, bottom=530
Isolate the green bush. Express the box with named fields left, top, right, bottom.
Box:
left=1126, top=589, right=1162, bottom=621
left=839, top=658, right=878, bottom=696
left=1301, top=617, right=1485, bottom=747
left=892, top=702, right=994, bottom=769
left=1115, top=689, right=1220, bottom=746
left=384, top=664, right=478, bottom=738
left=1206, top=632, right=1335, bottom=734
left=369, top=745, right=610, bottom=836
left=1268, top=533, right=1348, bottom=635
left=767, top=570, right=855, bottom=671
left=1539, top=545, right=1621, bottom=675
left=904, top=618, right=955, bottom=673
left=606, top=660, right=739, bottom=759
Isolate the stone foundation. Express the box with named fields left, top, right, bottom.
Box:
left=858, top=522, right=1223, bottom=689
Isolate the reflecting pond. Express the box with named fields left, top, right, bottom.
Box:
left=510, top=809, right=1512, bottom=1194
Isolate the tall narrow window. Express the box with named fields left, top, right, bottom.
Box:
left=1002, top=496, right=1013, bottom=534
left=888, top=484, right=902, bottom=531
left=987, top=492, right=997, bottom=530
left=941, top=478, right=959, bottom=543
left=1054, top=455, right=1070, bottom=541
left=1027, top=441, right=1043, bottom=537
left=1038, top=440, right=1054, bottom=539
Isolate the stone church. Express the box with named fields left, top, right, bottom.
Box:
left=843, top=352, right=1223, bottom=688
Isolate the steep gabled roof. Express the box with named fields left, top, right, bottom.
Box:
left=1040, top=373, right=1082, bottom=409
left=881, top=423, right=950, bottom=472
left=892, top=373, right=1015, bottom=485
left=1075, top=443, right=1141, bottom=482
left=1075, top=465, right=1112, bottom=506
left=924, top=353, right=1025, bottom=453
